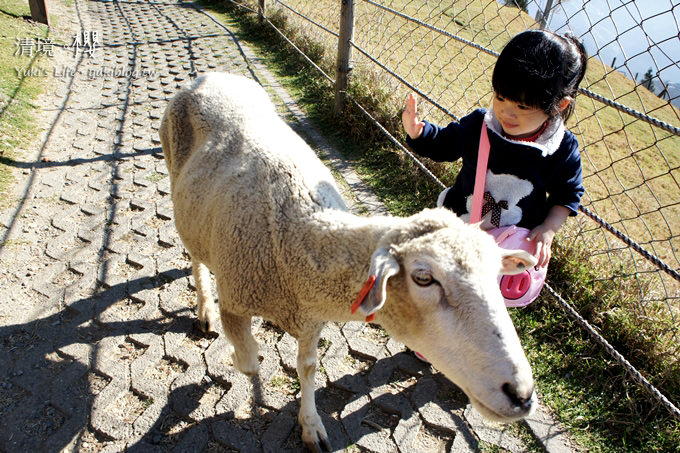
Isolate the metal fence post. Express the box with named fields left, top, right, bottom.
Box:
left=258, top=0, right=266, bottom=21
left=537, top=0, right=554, bottom=29
left=334, top=0, right=355, bottom=115
left=28, top=0, right=50, bottom=26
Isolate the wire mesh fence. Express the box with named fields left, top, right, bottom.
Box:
left=225, top=0, right=680, bottom=419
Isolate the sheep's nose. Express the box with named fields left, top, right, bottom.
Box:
left=502, top=382, right=534, bottom=411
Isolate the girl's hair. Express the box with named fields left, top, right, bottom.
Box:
left=492, top=29, right=588, bottom=121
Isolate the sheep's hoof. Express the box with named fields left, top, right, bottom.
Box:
left=196, top=308, right=219, bottom=335
left=194, top=319, right=219, bottom=338
left=301, top=414, right=331, bottom=453
left=303, top=438, right=332, bottom=453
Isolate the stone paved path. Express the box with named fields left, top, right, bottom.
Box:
left=0, top=1, right=573, bottom=451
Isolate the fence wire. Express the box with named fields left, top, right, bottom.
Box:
left=226, top=0, right=680, bottom=420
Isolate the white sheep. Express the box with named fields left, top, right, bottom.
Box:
left=160, top=72, right=538, bottom=452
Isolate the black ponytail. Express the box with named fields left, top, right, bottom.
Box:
left=559, top=32, right=588, bottom=120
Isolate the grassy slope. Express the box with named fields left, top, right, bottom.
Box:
left=0, top=0, right=51, bottom=208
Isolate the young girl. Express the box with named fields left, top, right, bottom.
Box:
left=402, top=30, right=587, bottom=270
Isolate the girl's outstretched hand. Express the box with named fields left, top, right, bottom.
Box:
left=402, top=93, right=425, bottom=139
left=528, top=205, right=570, bottom=268
left=527, top=225, right=554, bottom=268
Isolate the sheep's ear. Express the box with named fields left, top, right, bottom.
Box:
left=500, top=250, right=538, bottom=275
left=358, top=247, right=400, bottom=318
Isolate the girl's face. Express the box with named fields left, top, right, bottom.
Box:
left=493, top=94, right=550, bottom=139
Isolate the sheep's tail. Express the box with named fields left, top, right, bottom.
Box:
left=159, top=81, right=210, bottom=181
left=160, top=89, right=189, bottom=180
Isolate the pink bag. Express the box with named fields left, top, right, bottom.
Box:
left=471, top=123, right=546, bottom=307
left=488, top=225, right=547, bottom=307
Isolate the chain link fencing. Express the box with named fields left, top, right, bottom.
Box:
left=223, top=0, right=680, bottom=420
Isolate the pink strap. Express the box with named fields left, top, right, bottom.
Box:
left=470, top=122, right=490, bottom=223
left=492, top=225, right=517, bottom=244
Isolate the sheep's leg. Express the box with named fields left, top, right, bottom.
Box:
left=220, top=310, right=260, bottom=376
left=192, top=259, right=218, bottom=334
left=296, top=326, right=331, bottom=453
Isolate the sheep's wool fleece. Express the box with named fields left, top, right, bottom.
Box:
left=161, top=73, right=380, bottom=327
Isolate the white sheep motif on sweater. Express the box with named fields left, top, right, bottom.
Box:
left=160, top=72, right=537, bottom=452
left=461, top=170, right=534, bottom=229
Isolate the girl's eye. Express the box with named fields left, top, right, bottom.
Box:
left=495, top=94, right=505, bottom=102
left=518, top=104, right=530, bottom=110
left=412, top=270, right=435, bottom=287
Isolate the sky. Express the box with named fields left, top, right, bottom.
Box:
left=526, top=0, right=680, bottom=89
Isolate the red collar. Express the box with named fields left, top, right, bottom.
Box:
left=350, top=275, right=376, bottom=322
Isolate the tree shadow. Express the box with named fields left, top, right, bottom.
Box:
left=120, top=348, right=477, bottom=453
left=0, top=273, right=474, bottom=452
left=0, top=8, right=32, bottom=21
left=0, top=266, right=191, bottom=450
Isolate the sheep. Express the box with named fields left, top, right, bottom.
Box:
left=160, top=72, right=538, bottom=452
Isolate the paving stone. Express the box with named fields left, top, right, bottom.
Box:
left=172, top=423, right=209, bottom=452
left=90, top=336, right=134, bottom=440
left=392, top=412, right=422, bottom=453
left=464, top=405, right=524, bottom=452
left=261, top=408, right=296, bottom=453
left=212, top=417, right=262, bottom=451
left=343, top=322, right=386, bottom=361
left=413, top=376, right=465, bottom=434
left=276, top=332, right=298, bottom=372
left=450, top=425, right=479, bottom=453
left=523, top=404, right=574, bottom=453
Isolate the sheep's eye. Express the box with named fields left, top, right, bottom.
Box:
left=412, top=271, right=434, bottom=287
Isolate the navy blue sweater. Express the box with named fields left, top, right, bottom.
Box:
left=406, top=108, right=584, bottom=230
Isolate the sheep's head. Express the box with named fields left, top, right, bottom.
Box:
left=355, top=208, right=537, bottom=422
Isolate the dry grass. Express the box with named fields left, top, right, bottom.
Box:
left=0, top=0, right=51, bottom=207
left=274, top=0, right=680, bottom=270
